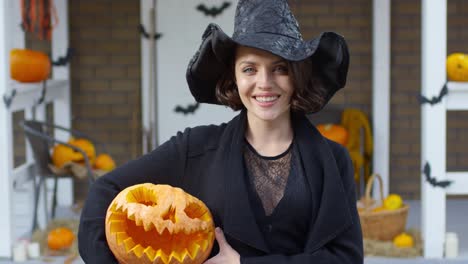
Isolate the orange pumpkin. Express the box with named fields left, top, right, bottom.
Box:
left=105, top=184, right=215, bottom=264
left=47, top=227, right=75, bottom=250
left=10, top=49, right=51, bottom=82
left=51, top=144, right=82, bottom=168
left=68, top=138, right=96, bottom=164
left=317, top=123, right=349, bottom=146
left=94, top=153, right=116, bottom=171
left=51, top=138, right=96, bottom=168
left=447, top=53, right=468, bottom=82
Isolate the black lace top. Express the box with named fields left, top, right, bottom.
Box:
left=243, top=139, right=312, bottom=253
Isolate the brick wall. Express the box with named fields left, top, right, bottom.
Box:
left=69, top=0, right=141, bottom=165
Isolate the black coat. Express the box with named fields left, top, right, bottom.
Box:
left=78, top=110, right=363, bottom=263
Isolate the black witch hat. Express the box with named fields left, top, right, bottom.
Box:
left=186, top=0, right=349, bottom=111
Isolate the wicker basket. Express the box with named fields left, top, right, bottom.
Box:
left=358, top=173, right=409, bottom=241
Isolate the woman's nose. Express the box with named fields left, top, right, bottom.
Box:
left=257, top=69, right=273, bottom=90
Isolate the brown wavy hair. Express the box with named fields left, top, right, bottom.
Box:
left=215, top=52, right=328, bottom=113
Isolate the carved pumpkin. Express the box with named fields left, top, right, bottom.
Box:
left=105, top=184, right=215, bottom=264
left=51, top=138, right=96, bottom=168
left=447, top=53, right=468, bottom=82
left=317, top=123, right=349, bottom=146
left=10, top=49, right=51, bottom=82
left=94, top=153, right=116, bottom=171
left=47, top=227, right=75, bottom=250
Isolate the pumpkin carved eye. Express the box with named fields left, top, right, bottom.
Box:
left=105, top=183, right=215, bottom=264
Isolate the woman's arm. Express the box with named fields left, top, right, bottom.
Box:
left=240, top=145, right=363, bottom=264
left=78, top=129, right=190, bottom=263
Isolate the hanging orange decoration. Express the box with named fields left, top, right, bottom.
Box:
left=21, top=0, right=58, bottom=41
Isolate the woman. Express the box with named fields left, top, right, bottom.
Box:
left=78, top=0, right=363, bottom=263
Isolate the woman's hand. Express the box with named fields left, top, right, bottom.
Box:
left=204, top=227, right=240, bottom=264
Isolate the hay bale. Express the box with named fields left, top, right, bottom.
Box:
left=363, top=229, right=423, bottom=258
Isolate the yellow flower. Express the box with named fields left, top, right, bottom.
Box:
left=384, top=194, right=403, bottom=210
left=393, top=233, right=414, bottom=248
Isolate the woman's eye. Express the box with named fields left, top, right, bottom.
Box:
left=274, top=65, right=288, bottom=73
left=242, top=67, right=255, bottom=73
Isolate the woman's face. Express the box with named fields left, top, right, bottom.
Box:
left=234, top=46, right=294, bottom=123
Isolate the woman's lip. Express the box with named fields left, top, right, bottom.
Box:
left=253, top=96, right=279, bottom=107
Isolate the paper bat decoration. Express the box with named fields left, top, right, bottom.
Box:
left=423, top=162, right=452, bottom=188
left=52, top=48, right=74, bottom=66
left=418, top=83, right=448, bottom=105
left=174, top=102, right=200, bottom=115
left=138, top=24, right=162, bottom=40
left=3, top=89, right=17, bottom=108
left=196, top=2, right=231, bottom=17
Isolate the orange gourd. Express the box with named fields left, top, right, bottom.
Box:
left=68, top=138, right=96, bottom=164
left=51, top=138, right=96, bottom=168
left=317, top=123, right=349, bottom=146
left=447, top=53, right=468, bottom=82
left=47, top=227, right=75, bottom=250
left=10, top=49, right=51, bottom=82
left=94, top=153, right=116, bottom=171
left=105, top=184, right=215, bottom=264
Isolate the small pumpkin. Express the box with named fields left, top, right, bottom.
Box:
left=51, top=144, right=81, bottom=168
left=68, top=138, right=96, bottom=164
left=384, top=194, right=403, bottom=210
left=47, top=227, right=75, bottom=250
left=10, top=49, right=51, bottom=82
left=94, top=153, right=116, bottom=171
left=447, top=53, right=468, bottom=82
left=393, top=233, right=414, bottom=248
left=51, top=138, right=96, bottom=168
left=317, top=124, right=349, bottom=146
left=105, top=184, right=215, bottom=264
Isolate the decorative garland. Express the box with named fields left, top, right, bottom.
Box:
left=418, top=83, right=448, bottom=105
left=174, top=102, right=200, bottom=115
left=138, top=24, right=162, bottom=40
left=422, top=162, right=452, bottom=188
left=20, top=0, right=58, bottom=40
left=196, top=2, right=231, bottom=18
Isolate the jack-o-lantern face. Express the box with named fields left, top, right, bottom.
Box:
left=105, top=184, right=215, bottom=264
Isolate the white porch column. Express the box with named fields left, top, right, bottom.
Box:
left=372, top=0, right=391, bottom=198
left=421, top=0, right=447, bottom=258
left=0, top=0, right=14, bottom=258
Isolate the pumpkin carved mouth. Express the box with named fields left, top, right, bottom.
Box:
left=106, top=184, right=215, bottom=264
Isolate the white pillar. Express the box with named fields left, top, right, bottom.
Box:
left=51, top=0, right=73, bottom=208
left=421, top=0, right=447, bottom=258
left=372, top=0, right=391, bottom=198
left=140, top=0, right=158, bottom=153
left=0, top=0, right=14, bottom=258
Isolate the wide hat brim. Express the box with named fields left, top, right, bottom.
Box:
left=186, top=23, right=350, bottom=112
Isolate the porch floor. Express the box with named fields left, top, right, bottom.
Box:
left=0, top=199, right=466, bottom=263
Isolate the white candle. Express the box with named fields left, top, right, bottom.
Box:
left=12, top=242, right=27, bottom=262
left=445, top=232, right=459, bottom=258
left=27, top=242, right=40, bottom=259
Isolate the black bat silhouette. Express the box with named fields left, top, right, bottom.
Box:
left=196, top=2, right=231, bottom=17
left=138, top=24, right=162, bottom=40
left=52, top=48, right=74, bottom=66
left=174, top=102, right=200, bottom=115
left=423, top=162, right=452, bottom=188
left=418, top=83, right=448, bottom=105
left=3, top=89, right=17, bottom=108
